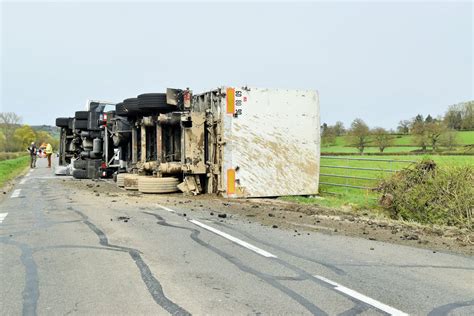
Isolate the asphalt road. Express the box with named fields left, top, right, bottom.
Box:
left=1, top=159, right=473, bottom=315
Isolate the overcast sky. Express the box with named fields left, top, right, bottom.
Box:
left=1, top=1, right=472, bottom=129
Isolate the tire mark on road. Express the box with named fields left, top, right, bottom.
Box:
left=337, top=304, right=370, bottom=316
left=145, top=212, right=328, bottom=316
left=71, top=209, right=191, bottom=316
left=428, top=299, right=474, bottom=316
left=0, top=238, right=39, bottom=316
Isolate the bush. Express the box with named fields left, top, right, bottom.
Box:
left=377, top=160, right=473, bottom=228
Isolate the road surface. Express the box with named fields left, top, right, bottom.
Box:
left=1, top=160, right=473, bottom=315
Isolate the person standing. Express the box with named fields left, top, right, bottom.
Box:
left=45, top=143, right=53, bottom=168
left=27, top=142, right=37, bottom=168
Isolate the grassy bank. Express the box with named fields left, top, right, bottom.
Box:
left=0, top=156, right=30, bottom=188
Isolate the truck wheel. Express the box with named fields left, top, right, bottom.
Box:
left=116, top=173, right=126, bottom=187
left=73, top=159, right=87, bottom=170
left=72, top=169, right=88, bottom=179
left=138, top=176, right=179, bottom=194
left=123, top=98, right=139, bottom=116
left=75, top=111, right=89, bottom=120
left=56, top=117, right=69, bottom=128
left=115, top=102, right=128, bottom=116
left=124, top=174, right=139, bottom=190
left=68, top=118, right=75, bottom=130
left=137, top=93, right=174, bottom=112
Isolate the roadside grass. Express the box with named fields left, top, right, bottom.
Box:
left=0, top=156, right=30, bottom=188
left=282, top=155, right=474, bottom=215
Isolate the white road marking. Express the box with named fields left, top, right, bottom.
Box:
left=19, top=178, right=28, bottom=185
left=0, top=213, right=8, bottom=223
left=157, top=204, right=177, bottom=213
left=189, top=219, right=277, bottom=258
left=314, top=275, right=408, bottom=316
left=10, top=189, right=21, bottom=198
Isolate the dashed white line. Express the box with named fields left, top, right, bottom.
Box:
left=188, top=219, right=278, bottom=258
left=314, top=275, right=408, bottom=316
left=19, top=178, right=28, bottom=185
left=157, top=204, right=276, bottom=257
left=0, top=213, right=8, bottom=223
left=10, top=189, right=21, bottom=198
left=157, top=204, right=177, bottom=213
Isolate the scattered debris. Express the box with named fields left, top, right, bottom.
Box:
left=117, top=216, right=130, bottom=223
left=218, top=213, right=227, bottom=219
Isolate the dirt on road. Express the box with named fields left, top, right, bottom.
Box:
left=60, top=178, right=474, bottom=256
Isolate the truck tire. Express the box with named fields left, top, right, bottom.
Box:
left=56, top=117, right=69, bottom=128
left=73, top=159, right=87, bottom=170
left=116, top=173, right=126, bottom=187
left=75, top=111, right=89, bottom=120
left=124, top=174, right=139, bottom=190
left=138, top=176, right=179, bottom=194
left=122, top=98, right=140, bottom=116
left=115, top=102, right=128, bottom=116
left=68, top=118, right=75, bottom=130
left=137, top=93, right=174, bottom=112
left=72, top=169, right=88, bottom=179
left=74, top=119, right=88, bottom=130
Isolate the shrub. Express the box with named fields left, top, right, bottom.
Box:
left=377, top=159, right=473, bottom=228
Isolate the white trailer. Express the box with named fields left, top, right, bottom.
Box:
left=195, top=87, right=320, bottom=198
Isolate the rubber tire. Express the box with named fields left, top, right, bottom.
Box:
left=68, top=118, right=75, bottom=130
left=72, top=169, right=88, bottom=179
left=56, top=117, right=69, bottom=128
left=73, top=159, right=87, bottom=170
left=74, top=119, right=88, bottom=130
left=137, top=93, right=174, bottom=112
left=122, top=98, right=140, bottom=116
left=75, top=111, right=89, bottom=120
left=115, top=102, right=128, bottom=116
left=138, top=176, right=179, bottom=194
left=116, top=173, right=126, bottom=187
left=124, top=174, right=139, bottom=190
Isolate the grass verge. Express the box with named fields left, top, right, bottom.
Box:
left=0, top=156, right=30, bottom=188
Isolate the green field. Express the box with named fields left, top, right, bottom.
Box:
left=322, top=131, right=474, bottom=154
left=0, top=156, right=29, bottom=188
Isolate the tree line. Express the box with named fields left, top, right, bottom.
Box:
left=322, top=100, right=473, bottom=154
left=0, top=112, right=59, bottom=152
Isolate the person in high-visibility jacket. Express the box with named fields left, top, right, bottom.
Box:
left=45, top=143, right=53, bottom=168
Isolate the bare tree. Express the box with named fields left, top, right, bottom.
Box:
left=411, top=120, right=428, bottom=151
left=425, top=121, right=447, bottom=151
left=333, top=121, right=346, bottom=136
left=440, top=130, right=458, bottom=151
left=348, top=118, right=370, bottom=154
left=0, top=112, right=22, bottom=152
left=321, top=126, right=337, bottom=147
left=372, top=127, right=394, bottom=152
left=397, top=120, right=411, bottom=134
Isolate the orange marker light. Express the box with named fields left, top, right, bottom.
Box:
left=226, top=88, right=235, bottom=114
left=227, top=169, right=236, bottom=195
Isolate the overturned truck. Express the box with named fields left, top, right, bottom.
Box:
left=55, top=87, right=320, bottom=198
